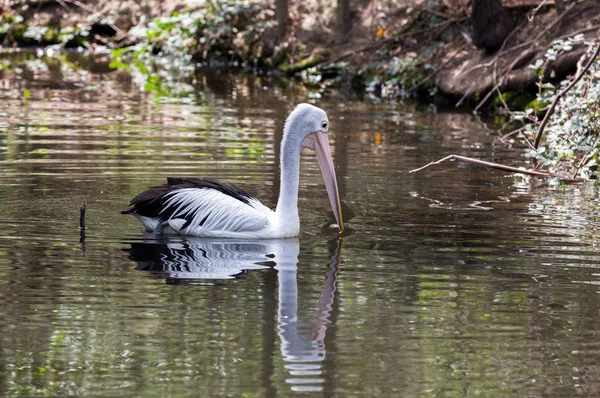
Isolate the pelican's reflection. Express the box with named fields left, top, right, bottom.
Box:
left=126, top=235, right=272, bottom=283
left=276, top=239, right=341, bottom=392
left=125, top=236, right=341, bottom=392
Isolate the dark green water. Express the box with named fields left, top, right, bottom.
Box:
left=1, top=52, right=600, bottom=397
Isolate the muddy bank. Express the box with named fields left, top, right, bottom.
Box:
left=300, top=0, right=600, bottom=107
left=434, top=1, right=600, bottom=106
left=1, top=0, right=599, bottom=107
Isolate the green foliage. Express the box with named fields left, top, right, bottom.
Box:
left=296, top=61, right=349, bottom=98
left=105, top=0, right=279, bottom=95
left=357, top=51, right=428, bottom=100
left=58, top=26, right=92, bottom=47
left=519, top=41, right=600, bottom=179
left=109, top=46, right=196, bottom=101
left=122, top=0, right=277, bottom=67
left=0, top=12, right=93, bottom=47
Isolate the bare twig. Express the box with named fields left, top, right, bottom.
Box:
left=471, top=3, right=575, bottom=111
left=500, top=125, right=527, bottom=141
left=454, top=89, right=472, bottom=108
left=573, top=135, right=600, bottom=178
left=521, top=132, right=536, bottom=151
left=64, top=0, right=94, bottom=13
left=318, top=38, right=396, bottom=66
left=456, top=44, right=530, bottom=107
left=555, top=24, right=600, bottom=41
left=459, top=41, right=533, bottom=79
left=473, top=84, right=499, bottom=112
left=495, top=86, right=512, bottom=115
left=534, top=45, right=600, bottom=148
left=312, top=17, right=419, bottom=69
left=461, top=23, right=600, bottom=80
left=55, top=0, right=70, bottom=11
left=409, top=154, right=588, bottom=183
left=79, top=200, right=86, bottom=231
left=59, top=0, right=124, bottom=36
left=492, top=21, right=525, bottom=88
left=529, top=0, right=549, bottom=21
left=501, top=5, right=573, bottom=74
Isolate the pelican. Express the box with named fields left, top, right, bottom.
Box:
left=122, top=103, right=344, bottom=238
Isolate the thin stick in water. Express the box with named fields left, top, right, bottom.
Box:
left=409, top=154, right=588, bottom=183
left=79, top=200, right=87, bottom=247
left=80, top=200, right=87, bottom=231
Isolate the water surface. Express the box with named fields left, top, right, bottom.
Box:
left=1, top=52, right=600, bottom=397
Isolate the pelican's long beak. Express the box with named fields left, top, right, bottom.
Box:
left=303, top=131, right=344, bottom=233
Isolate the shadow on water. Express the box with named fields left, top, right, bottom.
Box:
left=125, top=237, right=342, bottom=393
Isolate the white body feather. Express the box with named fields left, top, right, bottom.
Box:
left=134, top=188, right=300, bottom=239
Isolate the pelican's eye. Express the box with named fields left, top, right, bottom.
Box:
left=321, top=121, right=328, bottom=131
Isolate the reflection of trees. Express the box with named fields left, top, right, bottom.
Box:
left=0, top=237, right=275, bottom=395
left=2, top=52, right=600, bottom=395
left=328, top=107, right=600, bottom=395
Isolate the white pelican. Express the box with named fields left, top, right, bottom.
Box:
left=122, top=103, right=344, bottom=238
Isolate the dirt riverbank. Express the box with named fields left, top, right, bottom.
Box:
left=1, top=0, right=598, bottom=107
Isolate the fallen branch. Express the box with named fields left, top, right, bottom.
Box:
left=409, top=154, right=588, bottom=183
left=533, top=44, right=600, bottom=148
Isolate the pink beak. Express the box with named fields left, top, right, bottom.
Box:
left=302, top=131, right=344, bottom=233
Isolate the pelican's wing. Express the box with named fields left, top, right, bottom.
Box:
left=123, top=178, right=272, bottom=234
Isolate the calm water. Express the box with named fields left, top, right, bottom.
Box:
left=1, top=52, right=600, bottom=397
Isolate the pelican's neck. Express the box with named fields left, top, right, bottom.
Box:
left=275, top=133, right=301, bottom=232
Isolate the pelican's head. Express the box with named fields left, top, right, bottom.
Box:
left=284, top=103, right=344, bottom=233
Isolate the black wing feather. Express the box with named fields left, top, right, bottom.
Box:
left=121, top=178, right=256, bottom=223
